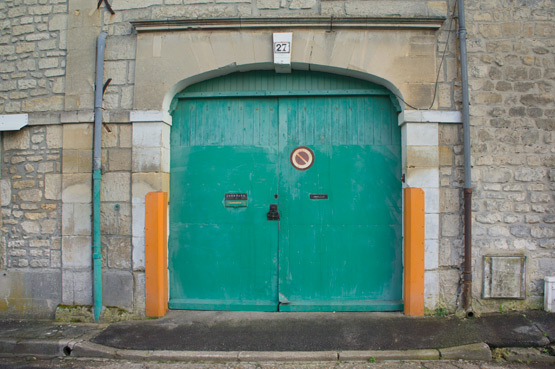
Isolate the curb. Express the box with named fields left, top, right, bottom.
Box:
left=439, top=343, right=492, bottom=361
left=339, top=349, right=440, bottom=361
left=67, top=341, right=494, bottom=362
left=0, top=338, right=76, bottom=358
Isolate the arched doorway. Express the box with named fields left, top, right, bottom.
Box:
left=168, top=70, right=403, bottom=311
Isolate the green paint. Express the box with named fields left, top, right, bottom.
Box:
left=169, top=71, right=402, bottom=311
left=169, top=98, right=280, bottom=311
left=93, top=169, right=102, bottom=321
left=277, top=96, right=402, bottom=311
left=175, top=89, right=390, bottom=99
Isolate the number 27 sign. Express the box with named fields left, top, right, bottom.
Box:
left=274, top=42, right=290, bottom=54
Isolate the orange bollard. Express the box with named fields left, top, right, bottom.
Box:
left=145, top=192, right=169, bottom=317
left=404, top=188, right=425, bottom=316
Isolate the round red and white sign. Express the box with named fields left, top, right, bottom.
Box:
left=290, top=146, right=314, bottom=170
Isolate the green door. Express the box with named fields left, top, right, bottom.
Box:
left=277, top=96, right=403, bottom=311
left=169, top=97, right=280, bottom=310
left=169, top=71, right=402, bottom=311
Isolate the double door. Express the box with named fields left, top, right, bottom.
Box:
left=168, top=94, right=402, bottom=311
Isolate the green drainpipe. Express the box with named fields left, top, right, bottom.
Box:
left=93, top=32, right=108, bottom=321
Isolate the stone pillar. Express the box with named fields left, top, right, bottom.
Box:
left=400, top=110, right=461, bottom=310
left=61, top=123, right=134, bottom=311
left=131, top=111, right=170, bottom=315
left=61, top=123, right=93, bottom=306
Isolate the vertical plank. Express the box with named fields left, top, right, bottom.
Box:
left=404, top=188, right=425, bottom=316
left=145, top=191, right=169, bottom=317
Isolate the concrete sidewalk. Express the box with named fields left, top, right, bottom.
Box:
left=0, top=310, right=554, bottom=363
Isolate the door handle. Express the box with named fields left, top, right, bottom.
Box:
left=267, top=204, right=280, bottom=221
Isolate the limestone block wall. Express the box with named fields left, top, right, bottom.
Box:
left=60, top=123, right=134, bottom=311
left=0, top=125, right=62, bottom=315
left=0, top=0, right=67, bottom=116
left=463, top=0, right=554, bottom=311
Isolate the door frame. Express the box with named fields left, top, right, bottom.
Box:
left=133, top=67, right=457, bottom=316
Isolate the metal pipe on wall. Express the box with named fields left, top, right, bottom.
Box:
left=93, top=32, right=108, bottom=322
left=457, top=0, right=473, bottom=313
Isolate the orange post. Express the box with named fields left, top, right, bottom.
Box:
left=404, top=188, right=425, bottom=316
left=145, top=192, right=169, bottom=317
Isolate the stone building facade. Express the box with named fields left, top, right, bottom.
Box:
left=0, top=0, right=553, bottom=318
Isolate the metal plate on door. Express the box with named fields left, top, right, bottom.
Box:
left=225, top=193, right=248, bottom=207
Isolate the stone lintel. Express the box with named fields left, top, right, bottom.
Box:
left=131, top=16, right=446, bottom=33
left=130, top=110, right=172, bottom=126
left=399, top=110, right=462, bottom=126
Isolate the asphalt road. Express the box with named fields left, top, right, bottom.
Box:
left=0, top=358, right=554, bottom=369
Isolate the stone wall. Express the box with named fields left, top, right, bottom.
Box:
left=463, top=0, right=554, bottom=311
left=0, top=0, right=67, bottom=116
left=0, top=125, right=62, bottom=315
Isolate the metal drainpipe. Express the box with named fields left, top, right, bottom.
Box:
left=457, top=0, right=473, bottom=314
left=93, top=32, right=108, bottom=322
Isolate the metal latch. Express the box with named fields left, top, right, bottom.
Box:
left=267, top=204, right=280, bottom=221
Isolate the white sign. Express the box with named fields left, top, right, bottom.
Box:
left=273, top=33, right=292, bottom=73
left=0, top=114, right=28, bottom=131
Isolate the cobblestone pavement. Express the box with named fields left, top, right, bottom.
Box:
left=1, top=358, right=554, bottom=369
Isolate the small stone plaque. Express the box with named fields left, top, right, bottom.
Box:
left=483, top=255, right=526, bottom=299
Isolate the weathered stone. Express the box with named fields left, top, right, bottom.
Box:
left=520, top=94, right=554, bottom=106
left=481, top=168, right=512, bottom=183
left=49, top=14, right=67, bottom=31
left=21, top=95, right=62, bottom=114
left=119, top=124, right=132, bottom=148
left=40, top=219, right=58, bottom=234
left=100, top=172, right=130, bottom=202
left=503, top=347, right=555, bottom=363
left=45, top=125, right=62, bottom=149
left=531, top=225, right=555, bottom=239
left=105, top=36, right=136, bottom=60
left=102, top=271, right=134, bottom=309
left=21, top=221, right=40, bottom=234
left=3, top=129, right=30, bottom=150
left=62, top=236, right=92, bottom=268
left=62, top=150, right=92, bottom=173
left=18, top=189, right=42, bottom=202
left=515, top=167, right=545, bottom=182
left=62, top=173, right=92, bottom=204
left=0, top=270, right=62, bottom=317
left=62, top=270, right=92, bottom=306
left=62, top=124, right=93, bottom=150
left=441, top=214, right=460, bottom=237
left=440, top=343, right=492, bottom=361
left=0, top=179, right=11, bottom=206
left=44, top=174, right=62, bottom=200
left=345, top=1, right=444, bottom=17
left=289, top=0, right=317, bottom=9
left=107, top=148, right=131, bottom=171
left=13, top=180, right=35, bottom=189
left=24, top=212, right=47, bottom=221
left=104, top=61, right=128, bottom=85
left=106, top=236, right=132, bottom=269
